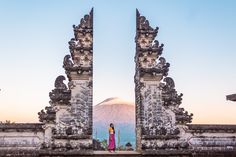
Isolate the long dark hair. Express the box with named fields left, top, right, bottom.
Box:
left=110, top=123, right=115, bottom=134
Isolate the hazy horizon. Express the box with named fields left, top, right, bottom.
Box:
left=0, top=0, right=236, bottom=124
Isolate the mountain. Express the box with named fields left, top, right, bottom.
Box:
left=94, top=97, right=135, bottom=124
left=93, top=97, right=135, bottom=147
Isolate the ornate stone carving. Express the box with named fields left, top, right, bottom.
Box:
left=38, top=75, right=70, bottom=123
left=160, top=77, right=193, bottom=124
left=136, top=10, right=169, bottom=78
left=49, top=75, right=71, bottom=104
left=54, top=75, right=67, bottom=90
left=160, top=77, right=182, bottom=106
left=43, top=9, right=94, bottom=152
left=141, top=139, right=189, bottom=150
left=141, top=84, right=180, bottom=138
left=63, top=9, right=93, bottom=81
left=135, top=9, right=193, bottom=151
left=175, top=108, right=193, bottom=124
left=52, top=83, right=92, bottom=138
left=63, top=55, right=74, bottom=69
left=38, top=106, right=56, bottom=123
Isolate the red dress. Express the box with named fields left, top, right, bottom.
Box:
left=108, top=127, right=116, bottom=150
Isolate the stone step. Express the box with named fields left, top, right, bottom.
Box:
left=93, top=151, right=141, bottom=157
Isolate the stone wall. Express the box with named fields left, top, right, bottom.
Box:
left=0, top=123, right=44, bottom=156
left=187, top=124, right=236, bottom=153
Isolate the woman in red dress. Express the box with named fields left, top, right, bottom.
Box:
left=108, top=123, right=116, bottom=152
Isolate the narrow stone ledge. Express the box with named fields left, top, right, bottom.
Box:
left=0, top=123, right=43, bottom=132
left=187, top=124, right=236, bottom=133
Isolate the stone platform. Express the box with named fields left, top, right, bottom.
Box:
left=0, top=150, right=140, bottom=157
left=2, top=150, right=236, bottom=157
left=93, top=151, right=141, bottom=157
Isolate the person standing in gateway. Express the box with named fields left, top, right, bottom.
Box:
left=108, top=123, right=116, bottom=152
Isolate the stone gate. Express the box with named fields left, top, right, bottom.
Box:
left=135, top=9, right=193, bottom=153
left=0, top=8, right=236, bottom=156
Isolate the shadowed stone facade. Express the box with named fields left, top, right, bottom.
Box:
left=0, top=8, right=236, bottom=156
left=39, top=8, right=93, bottom=153
left=135, top=9, right=193, bottom=153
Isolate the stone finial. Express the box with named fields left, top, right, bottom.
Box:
left=49, top=75, right=71, bottom=104
left=135, top=10, right=168, bottom=77
left=161, top=77, right=193, bottom=124
left=175, top=108, right=193, bottom=124
left=64, top=8, right=93, bottom=80
left=38, top=106, right=56, bottom=123
left=63, top=55, right=74, bottom=69
left=54, top=75, right=67, bottom=90
left=136, top=9, right=158, bottom=33
left=38, top=75, right=70, bottom=122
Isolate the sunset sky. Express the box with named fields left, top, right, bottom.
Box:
left=0, top=0, right=236, bottom=124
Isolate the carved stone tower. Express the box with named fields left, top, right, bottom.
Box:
left=63, top=8, right=93, bottom=139
left=38, top=9, right=93, bottom=153
left=135, top=9, right=193, bottom=154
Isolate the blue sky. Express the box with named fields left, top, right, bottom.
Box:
left=0, top=0, right=236, bottom=123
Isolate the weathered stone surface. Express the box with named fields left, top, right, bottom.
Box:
left=185, top=124, right=236, bottom=155
left=64, top=8, right=93, bottom=81
left=0, top=123, right=44, bottom=154
left=38, top=106, right=56, bottom=123
left=188, top=124, right=236, bottom=133
left=49, top=75, right=71, bottom=104
left=135, top=9, right=193, bottom=152
left=134, top=9, right=236, bottom=156
left=38, top=75, right=71, bottom=123
left=37, top=8, right=93, bottom=153
left=0, top=123, right=43, bottom=131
